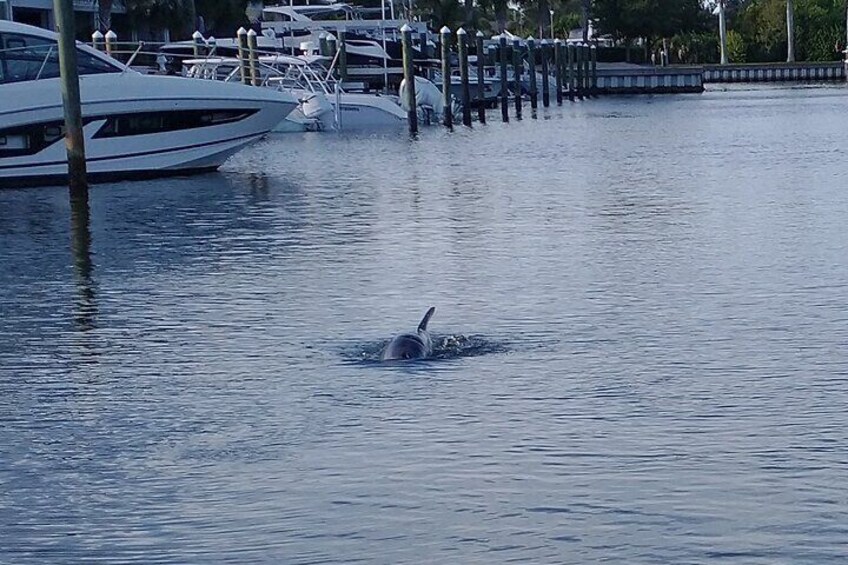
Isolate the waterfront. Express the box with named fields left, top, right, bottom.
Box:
left=1, top=84, right=847, bottom=563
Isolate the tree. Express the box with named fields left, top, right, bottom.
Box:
left=593, top=0, right=706, bottom=48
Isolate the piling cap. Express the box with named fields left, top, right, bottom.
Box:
left=457, top=27, right=466, bottom=36
left=400, top=24, right=412, bottom=33
left=208, top=36, right=216, bottom=43
left=237, top=27, right=248, bottom=36
left=554, top=38, right=562, bottom=44
left=540, top=38, right=548, bottom=45
left=247, top=29, right=257, bottom=37
left=92, top=30, right=104, bottom=40
left=105, top=30, right=117, bottom=40
left=440, top=26, right=451, bottom=34
left=326, top=33, right=336, bottom=41
left=476, top=30, right=484, bottom=37
left=192, top=30, right=204, bottom=40
left=527, top=35, right=535, bottom=42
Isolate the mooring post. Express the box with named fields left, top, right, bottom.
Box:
left=512, top=38, right=522, bottom=117
left=540, top=39, right=550, bottom=107
left=566, top=43, right=575, bottom=101
left=457, top=28, right=471, bottom=127
left=192, top=30, right=204, bottom=58
left=554, top=39, right=563, bottom=105
left=401, top=24, right=418, bottom=134
left=476, top=31, right=486, bottom=124
left=527, top=37, right=537, bottom=110
left=499, top=34, right=509, bottom=122
left=590, top=44, right=598, bottom=95
left=319, top=32, right=329, bottom=57
left=327, top=33, right=337, bottom=59
left=583, top=44, right=591, bottom=95
left=575, top=42, right=584, bottom=100
left=104, top=29, right=116, bottom=58
left=237, top=27, right=249, bottom=85
left=52, top=0, right=87, bottom=193
left=91, top=30, right=103, bottom=51
left=440, top=26, right=453, bottom=128
left=338, top=30, right=348, bottom=81
left=247, top=29, right=260, bottom=86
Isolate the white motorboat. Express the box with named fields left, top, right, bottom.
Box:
left=182, top=54, right=407, bottom=131
left=0, top=21, right=298, bottom=188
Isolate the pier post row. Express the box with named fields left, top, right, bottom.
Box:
left=440, top=26, right=453, bottom=128
left=554, top=39, right=563, bottom=105
left=91, top=30, right=103, bottom=51
left=540, top=39, right=550, bottom=108
left=475, top=31, right=486, bottom=124
left=512, top=38, right=523, bottom=117
left=104, top=30, right=116, bottom=57
left=499, top=34, right=509, bottom=122
left=527, top=37, right=538, bottom=111
left=457, top=28, right=472, bottom=127
left=400, top=24, right=418, bottom=134
left=338, top=30, right=348, bottom=81
left=192, top=30, right=204, bottom=58
left=247, top=29, right=260, bottom=86
left=237, top=27, right=249, bottom=85
left=53, top=0, right=88, bottom=191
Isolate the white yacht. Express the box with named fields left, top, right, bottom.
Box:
left=0, top=21, right=298, bottom=187
left=182, top=54, right=407, bottom=131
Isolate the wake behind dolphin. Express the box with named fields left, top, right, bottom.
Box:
left=381, top=307, right=436, bottom=361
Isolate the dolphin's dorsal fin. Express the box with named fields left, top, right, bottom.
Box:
left=417, top=307, right=436, bottom=332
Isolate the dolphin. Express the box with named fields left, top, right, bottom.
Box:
left=381, top=307, right=436, bottom=361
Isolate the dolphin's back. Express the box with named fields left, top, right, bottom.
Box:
left=382, top=333, right=427, bottom=360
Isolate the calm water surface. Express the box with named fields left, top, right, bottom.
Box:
left=1, top=85, right=847, bottom=563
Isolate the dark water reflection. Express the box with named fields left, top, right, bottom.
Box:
left=1, top=84, right=847, bottom=563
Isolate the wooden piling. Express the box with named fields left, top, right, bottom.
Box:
left=457, top=28, right=471, bottom=127
left=338, top=30, right=348, bottom=81
left=104, top=30, right=116, bottom=58
left=512, top=38, right=522, bottom=117
left=527, top=37, right=537, bottom=110
left=52, top=0, right=87, bottom=192
left=554, top=39, right=563, bottom=105
left=566, top=43, right=575, bottom=101
left=237, top=27, right=249, bottom=85
left=575, top=42, right=584, bottom=100
left=319, top=32, right=329, bottom=57
left=91, top=30, right=103, bottom=51
left=540, top=39, right=550, bottom=108
left=583, top=44, right=591, bottom=96
left=590, top=44, right=597, bottom=96
left=327, top=33, right=337, bottom=59
left=499, top=34, right=508, bottom=122
left=192, top=30, right=204, bottom=58
left=440, top=26, right=453, bottom=128
left=401, top=24, right=418, bottom=134
left=247, top=29, right=259, bottom=86
left=475, top=31, right=486, bottom=124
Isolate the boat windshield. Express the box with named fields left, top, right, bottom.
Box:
left=0, top=31, right=121, bottom=85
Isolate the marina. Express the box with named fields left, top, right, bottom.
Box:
left=2, top=0, right=848, bottom=562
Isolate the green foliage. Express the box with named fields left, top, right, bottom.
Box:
left=726, top=29, right=746, bottom=62
left=124, top=0, right=193, bottom=35
left=593, top=0, right=708, bottom=43
left=732, top=0, right=845, bottom=62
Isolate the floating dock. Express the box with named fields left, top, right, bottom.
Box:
left=703, top=62, right=845, bottom=83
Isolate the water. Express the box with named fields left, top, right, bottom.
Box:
left=2, top=84, right=847, bottom=563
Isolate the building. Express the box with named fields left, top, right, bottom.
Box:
left=1, top=0, right=128, bottom=39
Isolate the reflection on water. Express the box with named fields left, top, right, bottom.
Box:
left=70, top=190, right=96, bottom=333
left=1, top=85, right=847, bottom=564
